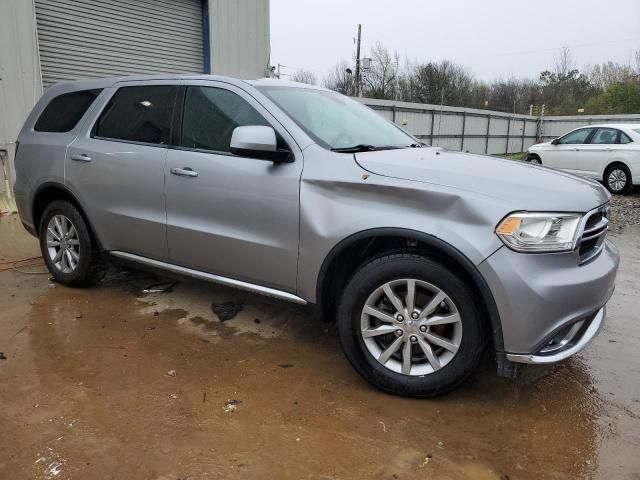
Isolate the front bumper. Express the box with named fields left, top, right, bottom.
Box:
left=505, top=307, right=605, bottom=364
left=479, top=239, right=619, bottom=361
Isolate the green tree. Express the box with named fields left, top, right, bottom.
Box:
left=586, top=83, right=640, bottom=114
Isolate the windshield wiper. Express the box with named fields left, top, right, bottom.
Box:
left=331, top=144, right=404, bottom=153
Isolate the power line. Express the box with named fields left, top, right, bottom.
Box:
left=458, top=37, right=640, bottom=61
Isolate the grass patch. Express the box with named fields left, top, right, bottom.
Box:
left=496, top=152, right=526, bottom=161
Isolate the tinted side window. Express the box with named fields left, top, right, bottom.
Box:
left=558, top=128, right=593, bottom=144
left=95, top=86, right=177, bottom=145
left=34, top=89, right=102, bottom=132
left=590, top=128, right=618, bottom=144
left=180, top=86, right=268, bottom=152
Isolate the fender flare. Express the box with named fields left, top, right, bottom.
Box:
left=31, top=182, right=103, bottom=250
left=316, top=227, right=504, bottom=352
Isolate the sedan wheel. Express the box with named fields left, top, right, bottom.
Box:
left=607, top=167, right=629, bottom=194
left=361, top=279, right=462, bottom=376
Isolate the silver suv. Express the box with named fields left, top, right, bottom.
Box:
left=14, top=75, right=619, bottom=397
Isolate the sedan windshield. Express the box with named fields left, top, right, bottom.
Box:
left=256, top=86, right=418, bottom=150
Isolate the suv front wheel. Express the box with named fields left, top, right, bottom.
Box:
left=337, top=253, right=485, bottom=397
left=39, top=200, right=103, bottom=287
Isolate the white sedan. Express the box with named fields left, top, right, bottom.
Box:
left=527, top=124, right=640, bottom=194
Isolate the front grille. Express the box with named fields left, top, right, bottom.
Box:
left=585, top=211, right=604, bottom=229
left=578, top=205, right=609, bottom=264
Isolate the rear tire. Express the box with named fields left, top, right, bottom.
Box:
left=39, top=200, right=104, bottom=287
left=337, top=253, right=485, bottom=397
left=604, top=164, right=632, bottom=195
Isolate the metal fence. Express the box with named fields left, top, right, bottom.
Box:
left=359, top=98, right=640, bottom=155
left=540, top=114, right=640, bottom=141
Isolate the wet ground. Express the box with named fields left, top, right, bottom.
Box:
left=1, top=213, right=639, bottom=480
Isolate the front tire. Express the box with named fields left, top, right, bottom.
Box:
left=337, top=253, right=485, bottom=397
left=527, top=153, right=542, bottom=165
left=604, top=164, right=632, bottom=195
left=39, top=200, right=103, bottom=287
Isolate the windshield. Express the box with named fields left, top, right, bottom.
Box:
left=256, top=86, right=417, bottom=150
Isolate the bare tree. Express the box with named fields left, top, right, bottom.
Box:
left=322, top=60, right=356, bottom=96
left=320, top=41, right=633, bottom=115
left=291, top=69, right=318, bottom=85
left=487, top=77, right=540, bottom=113
left=411, top=60, right=475, bottom=106
left=361, top=43, right=400, bottom=99
left=554, top=46, right=574, bottom=77
left=587, top=62, right=634, bottom=91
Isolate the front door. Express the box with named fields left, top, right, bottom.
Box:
left=66, top=82, right=177, bottom=261
left=165, top=82, right=303, bottom=292
left=545, top=127, right=594, bottom=172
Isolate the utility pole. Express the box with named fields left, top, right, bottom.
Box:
left=355, top=24, right=362, bottom=97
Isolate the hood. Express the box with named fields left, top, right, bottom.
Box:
left=529, top=142, right=551, bottom=150
left=355, top=147, right=609, bottom=212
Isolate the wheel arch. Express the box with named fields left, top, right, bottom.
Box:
left=527, top=152, right=542, bottom=163
left=31, top=182, right=103, bottom=250
left=603, top=160, right=632, bottom=180
left=316, top=228, right=504, bottom=352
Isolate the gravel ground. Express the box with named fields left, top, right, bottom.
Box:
left=609, top=188, right=640, bottom=232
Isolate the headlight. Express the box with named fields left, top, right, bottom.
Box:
left=496, top=212, right=582, bottom=253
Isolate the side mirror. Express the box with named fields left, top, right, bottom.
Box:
left=230, top=126, right=291, bottom=162
left=551, top=138, right=560, bottom=145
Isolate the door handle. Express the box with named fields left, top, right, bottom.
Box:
left=70, top=153, right=92, bottom=162
left=170, top=167, right=198, bottom=178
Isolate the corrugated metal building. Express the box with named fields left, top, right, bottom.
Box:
left=0, top=0, right=271, bottom=211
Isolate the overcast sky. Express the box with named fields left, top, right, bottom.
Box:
left=270, top=0, right=640, bottom=83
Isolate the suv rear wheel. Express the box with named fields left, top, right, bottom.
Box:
left=337, top=253, right=485, bottom=397
left=39, top=200, right=103, bottom=287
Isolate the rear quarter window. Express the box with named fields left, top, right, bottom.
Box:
left=34, top=89, right=102, bottom=132
left=619, top=131, right=633, bottom=144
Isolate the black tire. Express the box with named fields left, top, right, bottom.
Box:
left=39, top=200, right=104, bottom=287
left=337, top=253, right=486, bottom=397
left=527, top=153, right=542, bottom=165
left=604, top=164, right=632, bottom=195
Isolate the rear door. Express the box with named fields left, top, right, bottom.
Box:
left=164, top=81, right=303, bottom=292
left=575, top=127, right=620, bottom=179
left=66, top=81, right=177, bottom=260
left=545, top=127, right=594, bottom=172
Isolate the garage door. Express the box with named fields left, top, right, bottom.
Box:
left=35, top=0, right=204, bottom=89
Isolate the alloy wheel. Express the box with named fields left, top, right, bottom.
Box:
left=360, top=279, right=463, bottom=376
left=608, top=168, right=627, bottom=192
left=46, top=214, right=81, bottom=273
